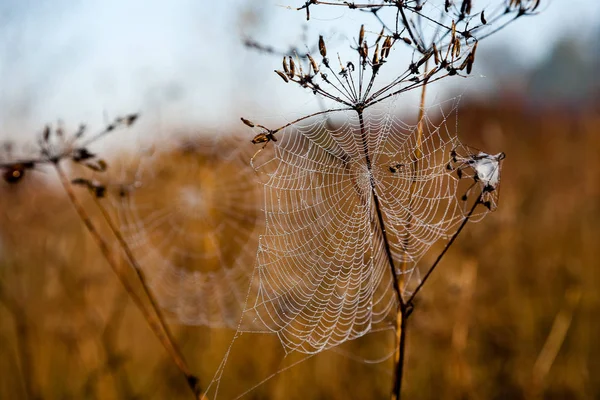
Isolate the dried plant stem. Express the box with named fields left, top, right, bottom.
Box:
left=530, top=286, right=582, bottom=398
left=91, top=195, right=191, bottom=383
left=356, top=110, right=406, bottom=400
left=53, top=162, right=204, bottom=400
left=391, top=304, right=408, bottom=400
left=389, top=66, right=429, bottom=400
left=407, top=197, right=480, bottom=306
left=399, top=60, right=428, bottom=287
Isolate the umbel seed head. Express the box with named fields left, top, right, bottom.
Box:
left=358, top=25, right=364, bottom=46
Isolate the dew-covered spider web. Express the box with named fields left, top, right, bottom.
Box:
left=110, top=133, right=264, bottom=328
left=241, top=96, right=499, bottom=354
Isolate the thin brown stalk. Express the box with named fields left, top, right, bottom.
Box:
left=407, top=196, right=480, bottom=306
left=400, top=59, right=428, bottom=285
left=91, top=194, right=193, bottom=390
left=530, top=286, right=582, bottom=398
left=53, top=162, right=204, bottom=400
left=355, top=108, right=406, bottom=400
left=390, top=62, right=428, bottom=400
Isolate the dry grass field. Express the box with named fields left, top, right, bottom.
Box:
left=1, top=98, right=599, bottom=399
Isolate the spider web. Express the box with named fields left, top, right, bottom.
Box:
left=243, top=96, right=493, bottom=354
left=110, top=133, right=263, bottom=328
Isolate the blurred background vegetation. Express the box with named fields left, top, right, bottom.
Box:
left=1, top=96, right=599, bottom=399
left=1, top=1, right=600, bottom=399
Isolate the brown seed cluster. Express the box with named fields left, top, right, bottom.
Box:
left=1, top=114, right=139, bottom=185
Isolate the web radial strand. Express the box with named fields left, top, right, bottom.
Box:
left=111, top=134, right=263, bottom=328
left=370, top=99, right=476, bottom=293
left=247, top=97, right=493, bottom=353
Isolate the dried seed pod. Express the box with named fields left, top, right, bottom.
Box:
left=480, top=10, right=487, bottom=24
left=461, top=0, right=472, bottom=15
left=471, top=41, right=479, bottom=59
left=424, top=67, right=437, bottom=81
left=382, top=36, right=392, bottom=58
left=459, top=55, right=470, bottom=71
left=274, top=70, right=289, bottom=83
left=307, top=54, right=319, bottom=74
left=451, top=20, right=457, bottom=41
left=466, top=56, right=474, bottom=74
left=358, top=25, right=365, bottom=46
left=445, top=0, right=452, bottom=12
left=453, top=38, right=461, bottom=58
left=373, top=43, right=380, bottom=65
left=282, top=56, right=290, bottom=76
left=337, top=54, right=345, bottom=71
left=359, top=41, right=369, bottom=60
left=125, top=114, right=139, bottom=126
left=252, top=133, right=270, bottom=144
left=72, top=178, right=106, bottom=198
left=417, top=51, right=433, bottom=68
left=433, top=43, right=440, bottom=65
left=252, top=130, right=277, bottom=144
left=401, top=37, right=412, bottom=45
left=241, top=117, right=255, bottom=128
left=288, top=56, right=296, bottom=78
left=3, top=164, right=28, bottom=184
left=71, top=178, right=91, bottom=187
left=84, top=159, right=107, bottom=172
left=295, top=53, right=304, bottom=77
left=319, top=35, right=327, bottom=57
left=375, top=27, right=385, bottom=45
left=466, top=42, right=478, bottom=74
left=72, top=148, right=96, bottom=162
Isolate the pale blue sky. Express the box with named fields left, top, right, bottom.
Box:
left=0, top=0, right=598, bottom=142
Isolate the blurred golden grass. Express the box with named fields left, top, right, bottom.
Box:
left=1, top=100, right=599, bottom=399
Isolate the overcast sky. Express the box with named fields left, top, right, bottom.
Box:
left=0, top=0, right=598, bottom=143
